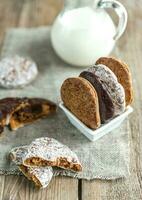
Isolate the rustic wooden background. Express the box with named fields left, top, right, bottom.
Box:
left=0, top=0, right=142, bottom=199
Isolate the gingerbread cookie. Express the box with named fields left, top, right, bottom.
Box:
left=0, top=55, right=38, bottom=88
left=96, top=57, right=133, bottom=105
left=61, top=77, right=100, bottom=129
left=10, top=146, right=53, bottom=188
left=80, top=64, right=125, bottom=122
left=19, top=165, right=53, bottom=188
left=23, top=137, right=82, bottom=172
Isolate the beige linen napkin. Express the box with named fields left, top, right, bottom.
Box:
left=0, top=27, right=130, bottom=180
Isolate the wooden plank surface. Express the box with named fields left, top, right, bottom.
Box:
left=0, top=0, right=142, bottom=199
left=0, top=176, right=78, bottom=200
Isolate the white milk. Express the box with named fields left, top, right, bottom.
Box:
left=51, top=7, right=116, bottom=66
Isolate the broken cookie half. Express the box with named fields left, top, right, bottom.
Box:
left=23, top=137, right=82, bottom=172
left=9, top=138, right=82, bottom=188
left=10, top=146, right=53, bottom=188
left=0, top=97, right=56, bottom=134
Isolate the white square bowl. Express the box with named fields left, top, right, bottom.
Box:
left=59, top=102, right=133, bottom=142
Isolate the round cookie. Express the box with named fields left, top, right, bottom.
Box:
left=61, top=77, right=101, bottom=129
left=96, top=57, right=133, bottom=106
left=80, top=64, right=126, bottom=123
left=0, top=55, right=38, bottom=88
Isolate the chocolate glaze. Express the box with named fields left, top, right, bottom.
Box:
left=0, top=97, right=56, bottom=134
left=80, top=71, right=114, bottom=123
left=0, top=98, right=21, bottom=118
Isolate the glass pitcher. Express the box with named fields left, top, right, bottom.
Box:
left=51, top=0, right=127, bottom=67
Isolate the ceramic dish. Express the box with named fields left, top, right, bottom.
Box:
left=59, top=102, right=133, bottom=142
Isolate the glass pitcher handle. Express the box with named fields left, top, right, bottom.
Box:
left=98, top=0, right=128, bottom=40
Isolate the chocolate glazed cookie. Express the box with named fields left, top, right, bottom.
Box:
left=80, top=71, right=114, bottom=123
left=80, top=64, right=126, bottom=123
left=0, top=97, right=56, bottom=134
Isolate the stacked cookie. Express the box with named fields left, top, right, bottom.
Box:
left=61, top=57, right=133, bottom=129
left=10, top=137, right=82, bottom=188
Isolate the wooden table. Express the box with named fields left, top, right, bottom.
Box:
left=0, top=0, right=142, bottom=199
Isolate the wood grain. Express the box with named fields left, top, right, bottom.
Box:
left=19, top=0, right=63, bottom=27
left=0, top=0, right=23, bottom=50
left=0, top=175, right=78, bottom=200
left=0, top=0, right=142, bottom=199
left=0, top=176, right=5, bottom=200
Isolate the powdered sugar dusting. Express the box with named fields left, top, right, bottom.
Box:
left=0, top=55, right=38, bottom=88
left=88, top=64, right=125, bottom=115
left=10, top=145, right=29, bottom=165
left=10, top=145, right=53, bottom=188
left=22, top=166, right=53, bottom=188
left=24, top=137, right=82, bottom=171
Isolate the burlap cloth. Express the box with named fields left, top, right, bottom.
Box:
left=0, top=27, right=130, bottom=180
